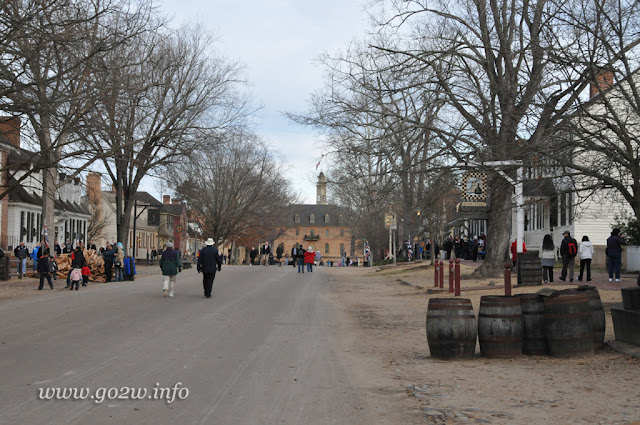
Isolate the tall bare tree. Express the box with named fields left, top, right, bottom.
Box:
left=369, top=0, right=609, bottom=274
left=289, top=39, right=450, bottom=258
left=0, top=0, right=152, bottom=243
left=83, top=24, right=255, bottom=246
left=169, top=131, right=295, bottom=246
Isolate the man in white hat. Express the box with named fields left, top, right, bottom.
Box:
left=197, top=237, right=222, bottom=298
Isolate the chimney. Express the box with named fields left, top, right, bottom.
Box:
left=163, top=195, right=170, bottom=205
left=0, top=117, right=21, bottom=149
left=87, top=172, right=102, bottom=205
left=172, top=199, right=180, bottom=205
left=590, top=68, right=615, bottom=99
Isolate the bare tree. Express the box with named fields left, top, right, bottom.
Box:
left=289, top=39, right=450, bottom=258
left=545, top=0, right=640, bottom=224
left=367, top=0, right=620, bottom=274
left=169, top=131, right=296, bottom=246
left=82, top=23, right=256, bottom=247
left=0, top=0, right=152, bottom=242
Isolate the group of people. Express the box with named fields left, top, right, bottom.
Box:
left=517, top=227, right=628, bottom=283
left=12, top=238, right=130, bottom=290
left=290, top=244, right=317, bottom=273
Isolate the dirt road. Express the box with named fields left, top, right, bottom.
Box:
left=326, top=264, right=640, bottom=425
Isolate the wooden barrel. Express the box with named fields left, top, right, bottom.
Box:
left=544, top=294, right=594, bottom=356
left=621, top=287, right=640, bottom=311
left=519, top=256, right=542, bottom=286
left=426, top=298, right=477, bottom=360
left=478, top=295, right=523, bottom=358
left=519, top=293, right=548, bottom=355
left=562, top=288, right=606, bottom=349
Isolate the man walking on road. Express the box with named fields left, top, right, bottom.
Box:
left=159, top=242, right=181, bottom=297
left=261, top=241, right=271, bottom=266
left=197, top=238, right=222, bottom=298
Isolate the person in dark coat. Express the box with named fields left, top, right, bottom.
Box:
left=37, top=248, right=54, bottom=290
left=68, top=246, right=86, bottom=290
left=102, top=243, right=116, bottom=282
left=159, top=241, right=181, bottom=297
left=559, top=230, right=578, bottom=282
left=606, top=228, right=626, bottom=282
left=197, top=238, right=222, bottom=298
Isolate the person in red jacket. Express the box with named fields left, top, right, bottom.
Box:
left=304, top=246, right=316, bottom=273
left=511, top=239, right=527, bottom=269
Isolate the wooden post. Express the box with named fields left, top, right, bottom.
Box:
left=439, top=260, right=444, bottom=289
left=455, top=258, right=461, bottom=296
left=504, top=262, right=512, bottom=296
left=449, top=258, right=454, bottom=293
left=434, top=258, right=439, bottom=287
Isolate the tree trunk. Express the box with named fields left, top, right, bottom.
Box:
left=474, top=173, right=513, bottom=277
left=41, top=165, right=57, bottom=249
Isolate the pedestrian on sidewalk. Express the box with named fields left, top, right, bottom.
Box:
left=577, top=235, right=594, bottom=282
left=14, top=242, right=29, bottom=279
left=31, top=243, right=40, bottom=274
left=606, top=228, right=625, bottom=282
left=102, top=243, right=116, bottom=282
left=114, top=243, right=124, bottom=282
left=559, top=230, right=578, bottom=282
left=197, top=238, right=222, bottom=298
left=69, top=245, right=85, bottom=290
left=37, top=248, right=54, bottom=290
left=539, top=234, right=556, bottom=283
left=159, top=242, right=181, bottom=297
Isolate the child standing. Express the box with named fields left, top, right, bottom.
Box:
left=81, top=265, right=91, bottom=286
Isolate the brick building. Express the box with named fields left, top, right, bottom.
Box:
left=274, top=173, right=354, bottom=263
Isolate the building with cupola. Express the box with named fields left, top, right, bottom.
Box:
left=274, top=173, right=355, bottom=262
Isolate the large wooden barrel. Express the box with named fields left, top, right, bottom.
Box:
left=426, top=298, right=477, bottom=360
left=544, top=294, right=594, bottom=356
left=478, top=295, right=523, bottom=358
left=621, top=287, right=640, bottom=311
left=519, top=293, right=548, bottom=355
left=519, top=256, right=542, bottom=286
left=562, top=288, right=606, bottom=349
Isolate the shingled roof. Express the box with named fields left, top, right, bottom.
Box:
left=285, top=204, right=347, bottom=226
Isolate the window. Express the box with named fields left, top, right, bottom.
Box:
left=295, top=214, right=300, bottom=223
left=560, top=194, right=567, bottom=226
left=325, top=229, right=329, bottom=237
left=310, top=229, right=315, bottom=237
left=340, top=229, right=344, bottom=237
left=310, top=213, right=315, bottom=224
left=324, top=214, right=330, bottom=223
left=340, top=243, right=345, bottom=255
left=296, top=228, right=300, bottom=236
left=325, top=243, right=329, bottom=253
left=338, top=214, right=344, bottom=224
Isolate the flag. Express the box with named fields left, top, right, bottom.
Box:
left=364, top=239, right=371, bottom=262
left=316, top=159, right=321, bottom=170
left=41, top=225, right=49, bottom=249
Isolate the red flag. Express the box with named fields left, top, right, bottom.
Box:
left=316, top=160, right=321, bottom=170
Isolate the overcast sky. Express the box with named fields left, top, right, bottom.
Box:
left=157, top=0, right=372, bottom=203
